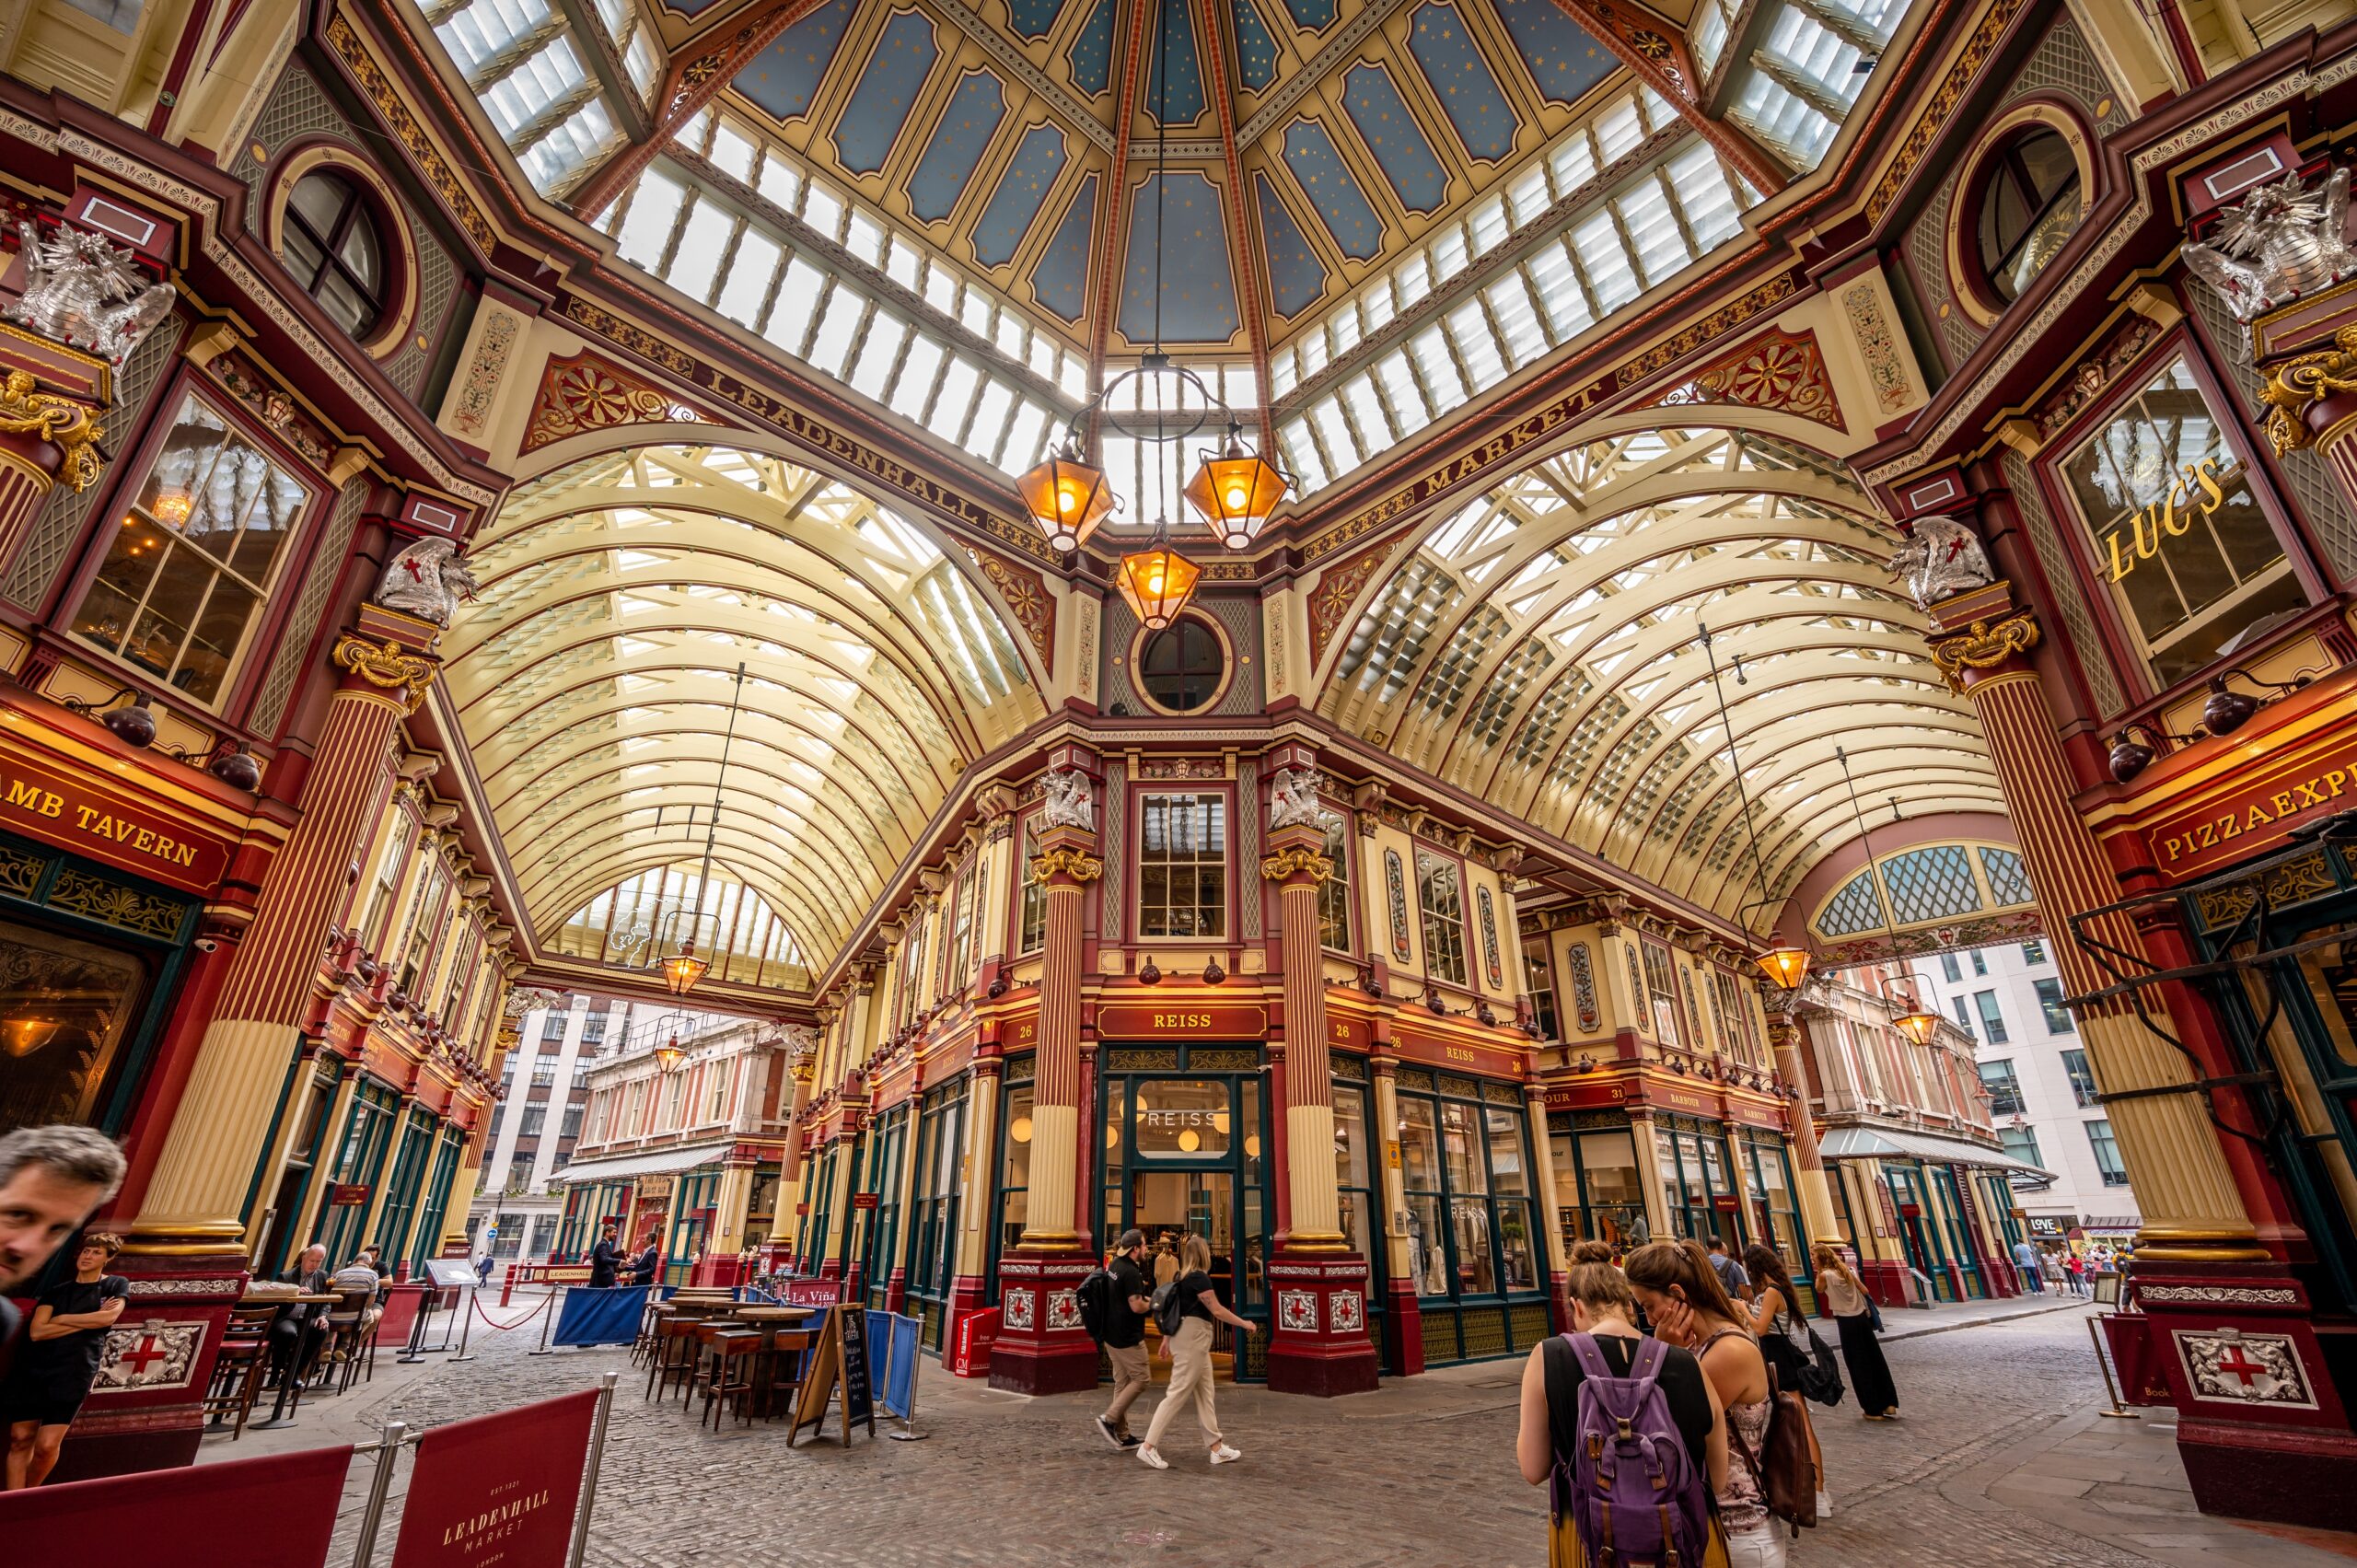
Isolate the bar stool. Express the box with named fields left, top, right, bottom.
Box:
left=645, top=1319, right=701, bottom=1402
left=684, top=1320, right=738, bottom=1415
left=761, top=1329, right=815, bottom=1423
left=202, top=1306, right=276, bottom=1438
left=701, top=1329, right=766, bottom=1428
left=632, top=1301, right=671, bottom=1367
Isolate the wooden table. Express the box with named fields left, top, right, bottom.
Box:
left=734, top=1305, right=819, bottom=1324
left=247, top=1294, right=342, bottom=1430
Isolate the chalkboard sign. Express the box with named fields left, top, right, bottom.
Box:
left=837, top=1306, right=873, bottom=1433
left=787, top=1305, right=877, bottom=1446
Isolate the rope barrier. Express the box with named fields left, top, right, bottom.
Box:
left=468, top=1289, right=556, bottom=1333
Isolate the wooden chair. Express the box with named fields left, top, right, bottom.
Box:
left=700, top=1329, right=767, bottom=1429
left=201, top=1306, right=276, bottom=1438
left=645, top=1318, right=701, bottom=1402
left=632, top=1298, right=671, bottom=1367
left=685, top=1320, right=738, bottom=1413
left=317, top=1288, right=377, bottom=1394
left=761, top=1330, right=815, bottom=1423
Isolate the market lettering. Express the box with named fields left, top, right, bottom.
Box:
left=1154, top=1013, right=1213, bottom=1028
left=438, top=1487, right=552, bottom=1546
left=2160, top=767, right=2351, bottom=864
left=2104, top=458, right=2230, bottom=583
left=1445, top=1045, right=1477, bottom=1063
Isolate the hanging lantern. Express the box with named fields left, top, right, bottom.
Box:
left=1184, top=424, right=1288, bottom=551
left=1755, top=939, right=1811, bottom=989
left=660, top=938, right=709, bottom=996
left=653, top=1035, right=686, bottom=1074
left=1893, top=1005, right=1942, bottom=1048
left=1016, top=440, right=1117, bottom=552
left=1114, top=531, right=1201, bottom=630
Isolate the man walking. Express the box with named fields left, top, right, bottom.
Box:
left=1706, top=1236, right=1751, bottom=1303
left=2011, top=1237, right=2044, bottom=1294
left=1094, top=1229, right=1155, bottom=1449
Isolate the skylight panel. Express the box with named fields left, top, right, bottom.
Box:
left=893, top=336, right=946, bottom=419
left=1376, top=352, right=1430, bottom=436
left=667, top=197, right=736, bottom=303
left=807, top=288, right=865, bottom=376
left=965, top=381, right=1016, bottom=463
left=1446, top=300, right=1506, bottom=389
left=1614, top=180, right=1686, bottom=286
left=849, top=312, right=910, bottom=401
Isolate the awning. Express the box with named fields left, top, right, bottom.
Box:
left=1817, top=1124, right=2052, bottom=1180
left=550, top=1144, right=730, bottom=1187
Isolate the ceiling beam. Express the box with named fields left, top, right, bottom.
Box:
left=1086, top=0, right=1159, bottom=423
left=548, top=0, right=653, bottom=141
left=1195, top=0, right=1272, bottom=423
left=1542, top=0, right=1789, bottom=195
left=570, top=0, right=825, bottom=224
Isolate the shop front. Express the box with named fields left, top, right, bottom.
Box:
left=551, top=1144, right=730, bottom=1273
left=1392, top=1065, right=1550, bottom=1368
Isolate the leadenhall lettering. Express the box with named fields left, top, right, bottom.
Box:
left=438, top=1489, right=551, bottom=1544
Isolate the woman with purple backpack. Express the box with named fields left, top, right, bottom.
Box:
left=1627, top=1239, right=1798, bottom=1568
left=1515, top=1253, right=1726, bottom=1567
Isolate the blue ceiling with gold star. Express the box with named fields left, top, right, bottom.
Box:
left=707, top=0, right=1625, bottom=355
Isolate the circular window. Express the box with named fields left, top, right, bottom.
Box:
left=1137, top=617, right=1226, bottom=713
left=279, top=171, right=389, bottom=339
left=1977, top=128, right=2082, bottom=303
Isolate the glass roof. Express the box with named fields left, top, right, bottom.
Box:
left=444, top=445, right=1045, bottom=960
left=1317, top=426, right=2003, bottom=921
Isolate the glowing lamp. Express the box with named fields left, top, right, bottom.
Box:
left=1893, top=1006, right=1942, bottom=1048
left=1755, top=941, right=1812, bottom=990
left=653, top=1036, right=685, bottom=1073
left=1184, top=426, right=1288, bottom=551
left=660, top=938, right=709, bottom=996
left=1114, top=538, right=1201, bottom=631
left=2, top=1017, right=60, bottom=1058
left=1010, top=1115, right=1034, bottom=1144
left=1016, top=443, right=1116, bottom=552
left=150, top=487, right=193, bottom=527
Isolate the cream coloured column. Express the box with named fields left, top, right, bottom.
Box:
left=1016, top=819, right=1097, bottom=1249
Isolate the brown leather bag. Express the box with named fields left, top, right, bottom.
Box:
left=1732, top=1366, right=1819, bottom=1534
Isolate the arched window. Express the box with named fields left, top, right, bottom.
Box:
left=1977, top=128, right=2080, bottom=302
left=280, top=171, right=389, bottom=338
left=1136, top=615, right=1225, bottom=712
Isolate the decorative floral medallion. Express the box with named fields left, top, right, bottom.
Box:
left=1385, top=848, right=1411, bottom=962
left=2176, top=1330, right=2317, bottom=1409
left=1328, top=1291, right=1364, bottom=1332
left=1001, top=1288, right=1037, bottom=1330
left=1568, top=942, right=1600, bottom=1033
left=1278, top=1290, right=1319, bottom=1331
left=1477, top=885, right=1504, bottom=992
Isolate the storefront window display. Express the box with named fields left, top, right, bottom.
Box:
left=862, top=1105, right=908, bottom=1308
left=316, top=1080, right=401, bottom=1266
left=1333, top=1064, right=1380, bottom=1287
left=1397, top=1069, right=1547, bottom=1363
left=2059, top=354, right=2305, bottom=688
left=1738, top=1130, right=1811, bottom=1301
left=800, top=1144, right=840, bottom=1273
left=1654, top=1117, right=1744, bottom=1247
left=993, top=1061, right=1035, bottom=1268
left=253, top=1065, right=341, bottom=1274
left=369, top=1112, right=435, bottom=1266
left=906, top=1074, right=969, bottom=1348
left=1548, top=1115, right=1650, bottom=1252
left=0, top=914, right=157, bottom=1132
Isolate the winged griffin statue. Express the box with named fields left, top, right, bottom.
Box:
left=1040, top=767, right=1094, bottom=830
left=1269, top=766, right=1323, bottom=830
left=5, top=221, right=177, bottom=365
left=374, top=537, right=480, bottom=627
left=1887, top=515, right=1995, bottom=610
left=2184, top=168, right=2357, bottom=323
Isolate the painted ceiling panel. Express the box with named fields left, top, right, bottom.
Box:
left=1144, top=0, right=1208, bottom=126
left=1031, top=172, right=1100, bottom=321
left=1279, top=0, right=1336, bottom=32
left=1282, top=119, right=1385, bottom=261
left=1408, top=1, right=1521, bottom=162
left=1007, top=0, right=1073, bottom=40
left=1256, top=171, right=1328, bottom=317
left=1120, top=172, right=1239, bottom=343
left=1487, top=0, right=1618, bottom=107
left=1067, top=0, right=1115, bottom=95
left=832, top=9, right=941, bottom=175
left=734, top=0, right=859, bottom=122
left=1231, top=0, right=1283, bottom=91
left=1342, top=61, right=1449, bottom=215
left=970, top=122, right=1071, bottom=267
left=907, top=68, right=1010, bottom=221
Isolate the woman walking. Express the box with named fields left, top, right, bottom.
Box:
left=1137, top=1234, right=1256, bottom=1470
left=1516, top=1251, right=1724, bottom=1567
left=1744, top=1244, right=1829, bottom=1501
left=1811, top=1241, right=1898, bottom=1419
left=1625, top=1240, right=1798, bottom=1567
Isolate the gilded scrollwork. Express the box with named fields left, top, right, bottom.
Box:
left=1259, top=846, right=1334, bottom=883
left=1928, top=611, right=2040, bottom=691
left=1029, top=846, right=1104, bottom=884
left=2259, top=324, right=2357, bottom=456
left=332, top=633, right=440, bottom=714
left=0, top=369, right=103, bottom=491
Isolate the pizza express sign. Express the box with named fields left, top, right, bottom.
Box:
left=2146, top=739, right=2357, bottom=877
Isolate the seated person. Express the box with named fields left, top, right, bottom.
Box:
left=330, top=1250, right=387, bottom=1339
left=268, top=1244, right=333, bottom=1387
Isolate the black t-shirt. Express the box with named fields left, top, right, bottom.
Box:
left=21, top=1275, right=128, bottom=1384
left=1543, top=1331, right=1713, bottom=1474
left=1176, top=1269, right=1217, bottom=1324
left=1106, top=1256, right=1151, bottom=1348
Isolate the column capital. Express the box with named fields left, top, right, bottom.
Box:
left=332, top=633, right=441, bottom=714
left=1927, top=610, right=2040, bottom=693
left=0, top=366, right=104, bottom=492
left=1260, top=841, right=1334, bottom=885
left=1030, top=845, right=1103, bottom=885
left=2260, top=324, right=2357, bottom=455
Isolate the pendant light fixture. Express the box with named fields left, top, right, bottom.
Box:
left=1016, top=0, right=1291, bottom=596
left=653, top=1033, right=686, bottom=1074
left=1834, top=743, right=1942, bottom=1045
left=661, top=660, right=747, bottom=997
left=1701, top=623, right=1812, bottom=991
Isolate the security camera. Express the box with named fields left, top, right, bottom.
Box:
left=194, top=937, right=220, bottom=953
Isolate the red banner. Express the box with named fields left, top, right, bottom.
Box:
left=0, top=1444, right=350, bottom=1565
left=0, top=741, right=234, bottom=894
left=390, top=1389, right=598, bottom=1568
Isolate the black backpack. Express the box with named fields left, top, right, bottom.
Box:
left=1152, top=1279, right=1187, bottom=1337
left=1075, top=1267, right=1115, bottom=1342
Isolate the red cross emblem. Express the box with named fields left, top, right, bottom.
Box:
left=2212, top=1345, right=2270, bottom=1388
left=402, top=559, right=426, bottom=582
left=116, top=1334, right=169, bottom=1377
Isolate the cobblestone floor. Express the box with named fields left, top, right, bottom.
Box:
left=207, top=1295, right=2352, bottom=1568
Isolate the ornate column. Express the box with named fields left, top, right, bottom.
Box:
left=1764, top=1009, right=1842, bottom=1246
left=992, top=756, right=1102, bottom=1394
left=1522, top=1081, right=1573, bottom=1334
left=1368, top=1033, right=1421, bottom=1376
left=1260, top=750, right=1378, bottom=1394
left=1929, top=586, right=2357, bottom=1513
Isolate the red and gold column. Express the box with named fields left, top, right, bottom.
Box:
left=0, top=331, right=109, bottom=570
left=990, top=772, right=1103, bottom=1394
left=1260, top=784, right=1378, bottom=1394
left=1929, top=590, right=2357, bottom=1516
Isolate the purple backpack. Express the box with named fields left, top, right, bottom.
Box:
left=1547, top=1332, right=1712, bottom=1568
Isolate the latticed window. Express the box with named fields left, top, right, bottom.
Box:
left=1642, top=942, right=1682, bottom=1049
left=1816, top=869, right=1886, bottom=937
left=1415, top=851, right=1468, bottom=986
left=1139, top=795, right=1227, bottom=938
left=1980, top=846, right=2035, bottom=907
left=1881, top=845, right=1983, bottom=924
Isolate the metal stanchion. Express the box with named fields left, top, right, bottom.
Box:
left=2086, top=1316, right=2142, bottom=1418
left=350, top=1421, right=409, bottom=1568
left=564, top=1374, right=620, bottom=1568
left=396, top=1287, right=435, bottom=1365
left=529, top=1285, right=563, bottom=1355
left=450, top=1285, right=479, bottom=1363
